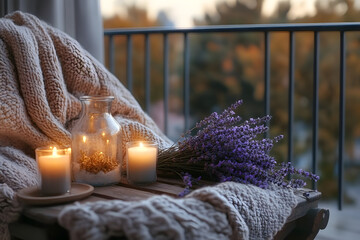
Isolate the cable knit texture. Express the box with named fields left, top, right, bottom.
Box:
left=0, top=11, right=297, bottom=240
left=59, top=182, right=297, bottom=240
left=0, top=11, right=171, bottom=239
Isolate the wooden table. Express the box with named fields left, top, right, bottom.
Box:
left=9, top=178, right=329, bottom=240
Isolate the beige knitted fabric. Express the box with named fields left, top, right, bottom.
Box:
left=0, top=11, right=171, bottom=239
left=59, top=182, right=297, bottom=240
left=0, top=11, right=297, bottom=240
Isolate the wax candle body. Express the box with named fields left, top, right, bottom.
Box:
left=127, top=142, right=157, bottom=184
left=36, top=148, right=71, bottom=196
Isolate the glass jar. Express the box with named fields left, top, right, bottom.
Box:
left=71, top=96, right=122, bottom=186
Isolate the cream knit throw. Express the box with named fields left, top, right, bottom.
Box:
left=59, top=182, right=297, bottom=240
left=0, top=11, right=297, bottom=240
left=0, top=11, right=171, bottom=239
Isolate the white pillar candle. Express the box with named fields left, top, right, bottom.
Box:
left=126, top=141, right=157, bottom=184
left=36, top=147, right=71, bottom=196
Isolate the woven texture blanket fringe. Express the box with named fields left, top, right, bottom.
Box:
left=0, top=11, right=297, bottom=240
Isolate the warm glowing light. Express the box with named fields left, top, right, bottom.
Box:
left=127, top=141, right=158, bottom=184
left=106, top=139, right=109, bottom=144
left=52, top=147, right=58, bottom=156
left=102, top=132, right=106, bottom=137
left=36, top=146, right=71, bottom=195
left=83, top=136, right=87, bottom=143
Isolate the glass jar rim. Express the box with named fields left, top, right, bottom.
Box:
left=80, top=96, right=115, bottom=101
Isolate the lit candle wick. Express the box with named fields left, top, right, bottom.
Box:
left=83, top=136, right=87, bottom=143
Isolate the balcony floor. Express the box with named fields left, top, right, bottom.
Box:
left=317, top=184, right=360, bottom=239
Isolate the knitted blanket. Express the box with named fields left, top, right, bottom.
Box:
left=0, top=11, right=171, bottom=239
left=0, top=11, right=297, bottom=240
left=59, top=182, right=297, bottom=240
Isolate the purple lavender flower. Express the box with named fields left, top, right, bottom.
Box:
left=157, top=100, right=320, bottom=196
left=178, top=173, right=201, bottom=197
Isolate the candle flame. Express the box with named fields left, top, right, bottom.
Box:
left=106, top=139, right=109, bottom=144
left=102, top=132, right=106, bottom=137
left=52, top=147, right=58, bottom=156
left=83, top=136, right=87, bottom=143
left=139, top=142, right=143, bottom=148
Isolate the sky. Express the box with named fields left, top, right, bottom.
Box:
left=100, top=0, right=318, bottom=27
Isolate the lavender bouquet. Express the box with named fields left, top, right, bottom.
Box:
left=157, top=100, right=319, bottom=196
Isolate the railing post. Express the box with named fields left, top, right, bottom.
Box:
left=264, top=31, right=270, bottom=138
left=338, top=31, right=346, bottom=210
left=312, top=31, right=319, bottom=190
left=288, top=31, right=295, bottom=165
left=127, top=34, right=133, bottom=93
left=163, top=33, right=169, bottom=135
left=108, top=35, right=115, bottom=74
left=183, top=32, right=190, bottom=132
left=144, top=34, right=150, bottom=113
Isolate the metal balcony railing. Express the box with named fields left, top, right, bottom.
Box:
left=104, top=22, right=360, bottom=209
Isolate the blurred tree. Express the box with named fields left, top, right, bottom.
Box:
left=190, top=0, right=266, bottom=122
